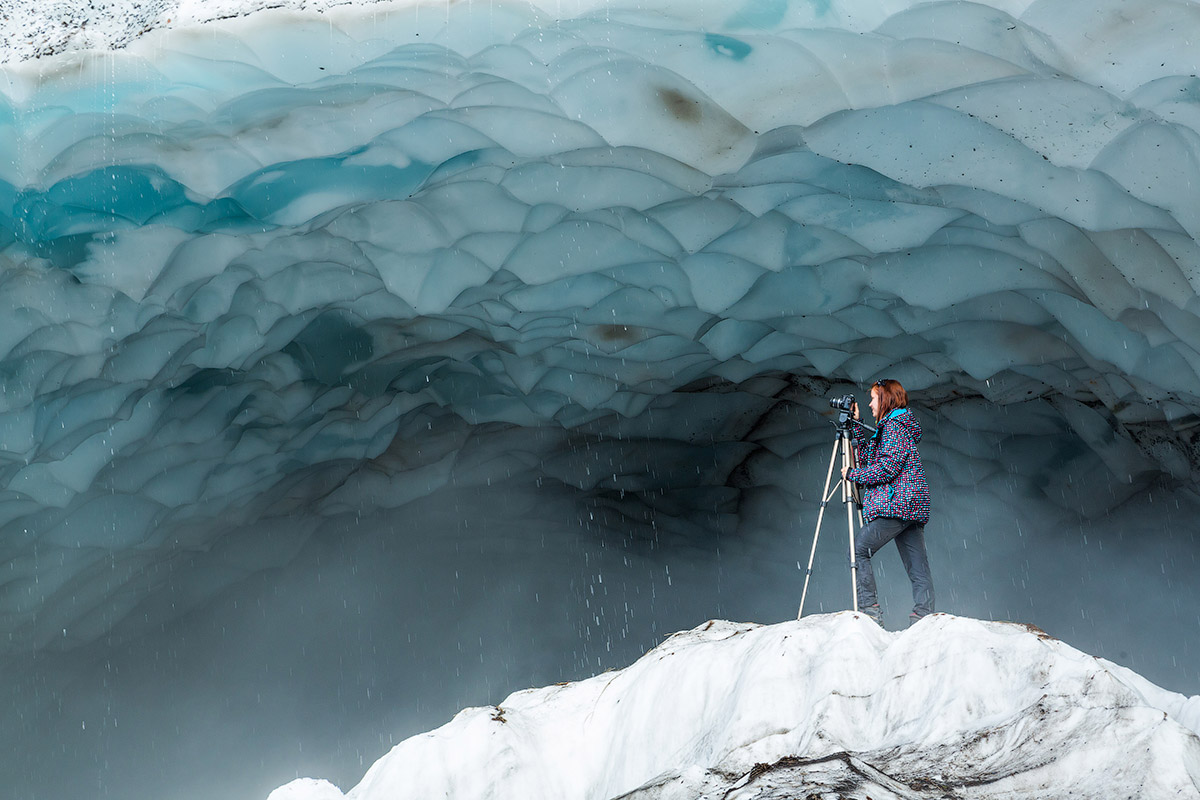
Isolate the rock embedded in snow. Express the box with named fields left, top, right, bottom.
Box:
left=280, top=613, right=1200, bottom=800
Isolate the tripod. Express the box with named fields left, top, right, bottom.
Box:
left=797, top=410, right=874, bottom=619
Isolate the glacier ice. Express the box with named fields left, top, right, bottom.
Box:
left=0, top=0, right=1199, bottom=799
left=275, top=614, right=1200, bottom=799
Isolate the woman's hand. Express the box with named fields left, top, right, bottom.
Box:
left=852, top=401, right=860, bottom=420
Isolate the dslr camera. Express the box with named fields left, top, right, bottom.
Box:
left=828, top=395, right=855, bottom=412
left=829, top=394, right=857, bottom=429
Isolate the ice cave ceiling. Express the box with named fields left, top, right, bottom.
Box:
left=0, top=1, right=1199, bottom=797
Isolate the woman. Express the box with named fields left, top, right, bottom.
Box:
left=841, top=379, right=933, bottom=627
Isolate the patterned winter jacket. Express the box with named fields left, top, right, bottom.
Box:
left=847, top=408, right=931, bottom=523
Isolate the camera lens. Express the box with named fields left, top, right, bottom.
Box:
left=829, top=394, right=854, bottom=411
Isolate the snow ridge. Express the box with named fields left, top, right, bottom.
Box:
left=0, top=0, right=385, bottom=62
left=1, top=0, right=624, bottom=64
left=273, top=613, right=1200, bottom=800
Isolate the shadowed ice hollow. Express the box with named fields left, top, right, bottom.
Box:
left=0, top=1, right=1198, bottom=798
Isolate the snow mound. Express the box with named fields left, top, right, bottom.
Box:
left=274, top=612, right=1200, bottom=800
left=268, top=778, right=346, bottom=800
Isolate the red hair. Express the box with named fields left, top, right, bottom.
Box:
left=871, top=379, right=908, bottom=418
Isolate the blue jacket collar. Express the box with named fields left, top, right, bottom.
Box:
left=871, top=407, right=908, bottom=438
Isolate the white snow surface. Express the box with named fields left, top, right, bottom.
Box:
left=271, top=613, right=1200, bottom=800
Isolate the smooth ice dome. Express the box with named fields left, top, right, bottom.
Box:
left=1, top=1, right=1199, bottom=799
left=273, top=613, right=1200, bottom=800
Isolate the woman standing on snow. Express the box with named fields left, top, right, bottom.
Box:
left=841, top=379, right=933, bottom=627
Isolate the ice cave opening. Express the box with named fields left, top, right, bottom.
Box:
left=1, top=1, right=1199, bottom=798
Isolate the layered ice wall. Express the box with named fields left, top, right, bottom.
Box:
left=2, top=0, right=1198, bottom=647
left=1, top=1, right=1200, bottom=798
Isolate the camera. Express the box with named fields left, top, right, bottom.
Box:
left=829, top=394, right=859, bottom=431
left=829, top=394, right=856, bottom=412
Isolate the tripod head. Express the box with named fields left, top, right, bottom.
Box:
left=828, top=394, right=875, bottom=436
left=831, top=409, right=876, bottom=437
left=839, top=413, right=875, bottom=435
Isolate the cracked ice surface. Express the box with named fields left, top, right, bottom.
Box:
left=0, top=1, right=1199, bottom=798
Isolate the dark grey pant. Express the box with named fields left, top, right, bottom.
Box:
left=855, top=517, right=934, bottom=617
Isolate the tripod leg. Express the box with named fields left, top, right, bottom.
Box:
left=849, top=431, right=865, bottom=529
left=798, top=440, right=841, bottom=619
left=843, top=435, right=859, bottom=612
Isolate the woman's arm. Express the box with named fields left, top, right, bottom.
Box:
left=847, top=422, right=913, bottom=486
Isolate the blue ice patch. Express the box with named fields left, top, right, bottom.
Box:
left=705, top=34, right=753, bottom=61
left=225, top=156, right=434, bottom=225
left=13, top=166, right=191, bottom=241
